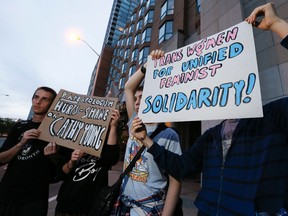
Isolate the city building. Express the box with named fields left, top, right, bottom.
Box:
left=89, top=0, right=288, bottom=152
left=87, top=0, right=140, bottom=97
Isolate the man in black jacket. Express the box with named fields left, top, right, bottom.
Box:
left=131, top=3, right=288, bottom=215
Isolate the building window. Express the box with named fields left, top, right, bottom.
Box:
left=139, top=47, right=150, bottom=64
left=112, top=69, right=117, bottom=78
left=129, top=65, right=137, bottom=78
left=142, top=27, right=152, bottom=43
left=136, top=19, right=143, bottom=30
left=127, top=36, right=132, bottom=46
left=159, top=21, right=173, bottom=44
left=146, top=0, right=155, bottom=8
left=109, top=68, right=114, bottom=77
left=134, top=33, right=141, bottom=45
left=144, top=10, right=154, bottom=25
left=120, top=48, right=125, bottom=56
left=114, top=59, right=119, bottom=68
left=197, top=0, right=201, bottom=12
left=121, top=62, right=128, bottom=74
left=124, top=49, right=130, bottom=59
left=118, top=60, right=122, bottom=69
left=131, top=48, right=139, bottom=62
left=119, top=77, right=125, bottom=90
left=160, top=0, right=174, bottom=19
left=129, top=24, right=134, bottom=33
left=115, top=73, right=120, bottom=83
left=131, top=12, right=136, bottom=22
left=139, top=6, right=145, bottom=17
left=121, top=38, right=127, bottom=46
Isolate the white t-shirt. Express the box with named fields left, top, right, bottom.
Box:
left=221, top=119, right=240, bottom=158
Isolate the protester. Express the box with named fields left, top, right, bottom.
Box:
left=130, top=3, right=288, bottom=216
left=0, top=86, right=58, bottom=216
left=50, top=109, right=120, bottom=216
left=112, top=51, right=182, bottom=215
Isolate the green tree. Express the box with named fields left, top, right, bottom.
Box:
left=0, top=118, right=17, bottom=136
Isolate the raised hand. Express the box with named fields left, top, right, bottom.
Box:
left=245, top=2, right=288, bottom=39
left=131, top=117, right=147, bottom=141
left=110, top=109, right=120, bottom=128
left=43, top=142, right=57, bottom=155
left=71, top=149, right=84, bottom=162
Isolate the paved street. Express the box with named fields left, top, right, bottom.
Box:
left=1, top=161, right=200, bottom=216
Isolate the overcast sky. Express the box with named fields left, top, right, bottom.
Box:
left=0, top=0, right=113, bottom=119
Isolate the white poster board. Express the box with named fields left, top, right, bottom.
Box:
left=139, top=22, right=263, bottom=123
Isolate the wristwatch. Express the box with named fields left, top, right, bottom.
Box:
left=141, top=65, right=146, bottom=74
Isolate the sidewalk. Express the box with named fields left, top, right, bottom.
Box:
left=109, top=161, right=200, bottom=215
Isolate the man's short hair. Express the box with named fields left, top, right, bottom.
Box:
left=32, top=86, right=57, bottom=102
left=136, top=86, right=144, bottom=92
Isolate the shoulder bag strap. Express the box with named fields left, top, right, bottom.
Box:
left=119, top=123, right=167, bottom=179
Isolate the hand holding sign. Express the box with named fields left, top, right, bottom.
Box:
left=245, top=2, right=288, bottom=39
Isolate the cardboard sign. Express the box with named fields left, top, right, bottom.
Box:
left=38, top=89, right=117, bottom=157
left=139, top=22, right=263, bottom=123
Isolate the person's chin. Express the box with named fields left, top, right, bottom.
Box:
left=33, top=108, right=40, bottom=113
left=33, top=109, right=46, bottom=115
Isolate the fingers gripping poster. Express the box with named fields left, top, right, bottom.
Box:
left=139, top=22, right=263, bottom=123
left=38, top=89, right=118, bottom=157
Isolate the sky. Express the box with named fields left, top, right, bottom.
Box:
left=0, top=0, right=113, bottom=120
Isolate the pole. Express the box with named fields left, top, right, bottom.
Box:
left=77, top=38, right=100, bottom=57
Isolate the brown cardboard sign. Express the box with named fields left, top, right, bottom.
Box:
left=38, top=89, right=118, bottom=157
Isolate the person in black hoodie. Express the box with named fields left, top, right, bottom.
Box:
left=53, top=109, right=120, bottom=216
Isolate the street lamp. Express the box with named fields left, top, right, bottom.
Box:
left=76, top=37, right=100, bottom=57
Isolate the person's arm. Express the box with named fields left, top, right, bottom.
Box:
left=125, top=64, right=146, bottom=119
left=101, top=109, right=120, bottom=166
left=43, top=142, right=65, bottom=166
left=0, top=143, right=25, bottom=163
left=44, top=142, right=57, bottom=155
left=0, top=128, right=40, bottom=163
left=130, top=116, right=154, bottom=147
left=124, top=50, right=165, bottom=119
left=131, top=116, right=204, bottom=179
left=62, top=149, right=83, bottom=174
left=106, top=109, right=120, bottom=146
left=245, top=2, right=288, bottom=39
left=162, top=175, right=182, bottom=216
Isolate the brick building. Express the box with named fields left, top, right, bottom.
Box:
left=89, top=0, right=288, bottom=151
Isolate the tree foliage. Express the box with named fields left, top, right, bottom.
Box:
left=0, top=118, right=17, bottom=135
